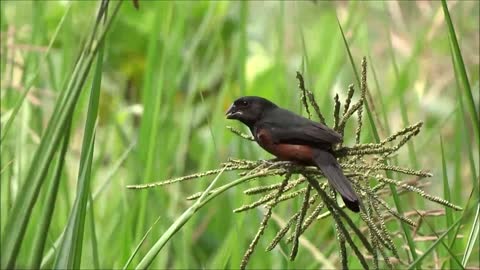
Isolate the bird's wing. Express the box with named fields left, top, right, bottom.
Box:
left=260, top=108, right=342, bottom=146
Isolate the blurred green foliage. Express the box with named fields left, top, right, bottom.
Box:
left=0, top=1, right=478, bottom=269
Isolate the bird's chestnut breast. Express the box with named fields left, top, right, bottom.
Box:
left=255, top=127, right=314, bottom=163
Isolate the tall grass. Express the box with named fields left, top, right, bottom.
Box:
left=1, top=1, right=478, bottom=269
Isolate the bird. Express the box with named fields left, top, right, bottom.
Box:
left=226, top=96, right=360, bottom=212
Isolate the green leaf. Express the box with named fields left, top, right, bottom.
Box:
left=0, top=4, right=71, bottom=145
left=441, top=136, right=458, bottom=269
left=408, top=218, right=462, bottom=270
left=441, top=0, right=479, bottom=147
left=54, top=22, right=106, bottom=268
left=415, top=210, right=464, bottom=269
left=462, top=203, right=480, bottom=267
left=135, top=168, right=226, bottom=269
left=28, top=120, right=72, bottom=269
left=0, top=3, right=121, bottom=268
left=135, top=1, right=169, bottom=234
left=54, top=131, right=96, bottom=268
left=123, top=215, right=162, bottom=270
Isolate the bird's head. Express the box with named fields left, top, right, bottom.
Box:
left=226, top=96, right=277, bottom=127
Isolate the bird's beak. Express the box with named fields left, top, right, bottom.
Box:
left=226, top=104, right=241, bottom=119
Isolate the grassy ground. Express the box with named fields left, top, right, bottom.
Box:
left=0, top=1, right=478, bottom=269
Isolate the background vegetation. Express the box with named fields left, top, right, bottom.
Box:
left=0, top=1, right=478, bottom=269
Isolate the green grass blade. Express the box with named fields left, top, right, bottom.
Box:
left=28, top=120, right=72, bottom=269
left=208, top=229, right=235, bottom=269
left=92, top=141, right=136, bottom=200
left=0, top=3, right=120, bottom=268
left=123, top=215, right=162, bottom=270
left=0, top=3, right=71, bottom=144
left=450, top=44, right=479, bottom=193
left=449, top=45, right=479, bottom=269
left=0, top=18, right=88, bottom=270
left=135, top=168, right=226, bottom=270
left=336, top=16, right=379, bottom=142
left=135, top=1, right=168, bottom=235
left=132, top=170, right=283, bottom=268
left=415, top=210, right=464, bottom=269
left=441, top=136, right=458, bottom=269
left=79, top=37, right=104, bottom=175
left=441, top=0, right=479, bottom=146
left=368, top=53, right=391, bottom=135
left=462, top=203, right=480, bottom=267
left=447, top=189, right=476, bottom=260
left=239, top=1, right=247, bottom=93
left=88, top=194, right=100, bottom=269
left=40, top=142, right=135, bottom=268
left=408, top=218, right=462, bottom=270
left=40, top=230, right=64, bottom=268
left=54, top=22, right=105, bottom=268
left=54, top=131, right=96, bottom=268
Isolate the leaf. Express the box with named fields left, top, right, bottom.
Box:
left=54, top=18, right=106, bottom=268
left=123, top=215, right=162, bottom=270
left=134, top=168, right=226, bottom=269
left=28, top=120, right=72, bottom=269
left=53, top=131, right=96, bottom=268
left=441, top=0, right=479, bottom=146
left=462, top=203, right=480, bottom=267
left=408, top=218, right=462, bottom=270
left=0, top=2, right=122, bottom=268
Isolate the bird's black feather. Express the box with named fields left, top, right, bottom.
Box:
left=259, top=107, right=342, bottom=147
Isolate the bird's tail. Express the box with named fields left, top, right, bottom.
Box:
left=312, top=149, right=360, bottom=212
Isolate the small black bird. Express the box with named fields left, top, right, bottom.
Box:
left=226, top=96, right=360, bottom=212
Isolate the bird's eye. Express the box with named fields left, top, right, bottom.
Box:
left=240, top=100, right=248, bottom=106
